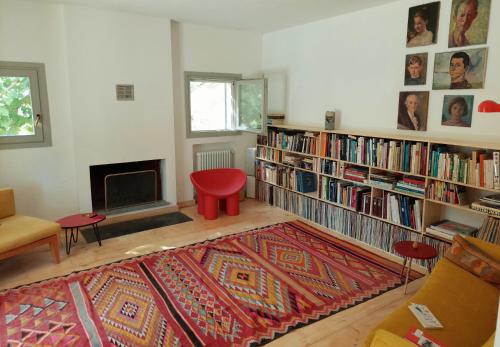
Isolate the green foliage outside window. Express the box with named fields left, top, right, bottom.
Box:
left=0, top=76, right=34, bottom=136
left=238, top=84, right=263, bottom=130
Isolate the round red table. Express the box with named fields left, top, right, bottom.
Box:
left=57, top=213, right=106, bottom=255
left=394, top=241, right=438, bottom=294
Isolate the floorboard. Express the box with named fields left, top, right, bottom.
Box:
left=0, top=199, right=424, bottom=346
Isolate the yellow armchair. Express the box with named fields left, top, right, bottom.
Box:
left=0, top=188, right=61, bottom=263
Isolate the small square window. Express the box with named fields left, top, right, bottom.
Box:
left=0, top=62, right=51, bottom=149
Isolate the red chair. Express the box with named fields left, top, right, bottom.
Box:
left=190, top=168, right=247, bottom=220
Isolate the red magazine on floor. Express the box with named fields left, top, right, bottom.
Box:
left=405, top=326, right=447, bottom=347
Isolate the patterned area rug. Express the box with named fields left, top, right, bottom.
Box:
left=0, top=221, right=420, bottom=346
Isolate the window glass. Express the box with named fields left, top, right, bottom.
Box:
left=0, top=76, right=35, bottom=136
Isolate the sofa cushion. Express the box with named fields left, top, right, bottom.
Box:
left=364, top=258, right=499, bottom=347
left=0, top=215, right=60, bottom=254
left=446, top=235, right=500, bottom=286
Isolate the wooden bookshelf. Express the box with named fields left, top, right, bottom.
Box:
left=256, top=124, right=500, bottom=250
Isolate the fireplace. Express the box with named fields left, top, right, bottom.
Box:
left=89, top=160, right=162, bottom=212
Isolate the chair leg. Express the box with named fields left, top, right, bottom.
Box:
left=226, top=193, right=240, bottom=216
left=197, top=191, right=205, bottom=215
left=49, top=234, right=61, bottom=264
left=204, top=195, right=219, bottom=220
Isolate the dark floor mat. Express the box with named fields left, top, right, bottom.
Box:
left=81, top=212, right=193, bottom=243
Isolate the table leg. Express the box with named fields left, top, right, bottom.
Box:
left=400, top=257, right=407, bottom=279
left=427, top=260, right=433, bottom=274
left=404, top=258, right=413, bottom=294
left=92, top=224, right=102, bottom=246
left=65, top=228, right=72, bottom=255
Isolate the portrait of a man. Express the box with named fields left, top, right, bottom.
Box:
left=397, top=92, right=429, bottom=131
left=432, top=48, right=487, bottom=90
left=449, top=0, right=491, bottom=48
left=404, top=53, right=428, bottom=86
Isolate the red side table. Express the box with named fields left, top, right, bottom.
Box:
left=57, top=213, right=106, bottom=255
left=394, top=241, right=438, bottom=294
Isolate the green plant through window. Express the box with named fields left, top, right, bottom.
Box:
left=0, top=76, right=35, bottom=136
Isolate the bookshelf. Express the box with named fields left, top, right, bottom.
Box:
left=255, top=124, right=500, bottom=265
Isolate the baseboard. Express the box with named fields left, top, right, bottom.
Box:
left=178, top=200, right=196, bottom=208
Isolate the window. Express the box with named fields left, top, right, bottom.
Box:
left=0, top=62, right=51, bottom=149
left=185, top=71, right=266, bottom=138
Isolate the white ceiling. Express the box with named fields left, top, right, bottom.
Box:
left=38, top=0, right=399, bottom=33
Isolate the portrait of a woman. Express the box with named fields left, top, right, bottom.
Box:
left=441, top=95, right=474, bottom=127
left=406, top=2, right=440, bottom=47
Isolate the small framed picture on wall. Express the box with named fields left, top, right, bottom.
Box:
left=432, top=48, right=488, bottom=89
left=449, top=0, right=491, bottom=48
left=404, top=53, right=428, bottom=85
left=406, top=2, right=440, bottom=47
left=441, top=95, right=474, bottom=127
left=397, top=91, right=430, bottom=131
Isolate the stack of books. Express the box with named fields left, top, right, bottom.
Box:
left=471, top=194, right=500, bottom=217
left=394, top=177, right=426, bottom=197
left=343, top=166, right=369, bottom=183
left=299, top=157, right=314, bottom=171
left=426, top=220, right=477, bottom=241
left=266, top=113, right=285, bottom=126
left=370, top=173, right=397, bottom=190
left=427, top=181, right=466, bottom=205
left=429, top=147, right=500, bottom=189
left=282, top=154, right=302, bottom=167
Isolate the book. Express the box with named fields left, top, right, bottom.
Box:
left=408, top=303, right=443, bottom=329
left=405, top=326, right=447, bottom=347
left=471, top=202, right=500, bottom=217
left=494, top=152, right=500, bottom=190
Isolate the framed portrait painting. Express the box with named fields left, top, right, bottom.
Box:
left=432, top=48, right=487, bottom=90
left=404, top=53, right=428, bottom=86
left=449, top=0, right=491, bottom=48
left=406, top=2, right=440, bottom=47
left=441, top=95, right=474, bottom=127
left=397, top=91, right=429, bottom=131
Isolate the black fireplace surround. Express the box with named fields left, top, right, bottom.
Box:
left=89, top=160, right=162, bottom=211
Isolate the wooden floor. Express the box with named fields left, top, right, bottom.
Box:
left=0, top=199, right=424, bottom=347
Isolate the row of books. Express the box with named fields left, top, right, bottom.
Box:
left=266, top=128, right=318, bottom=155
left=257, top=146, right=280, bottom=162
left=267, top=165, right=317, bottom=194
left=425, top=220, right=477, bottom=241
left=318, top=176, right=370, bottom=212
left=320, top=134, right=427, bottom=175
left=256, top=161, right=277, bottom=185
left=372, top=192, right=422, bottom=230
left=257, top=181, right=450, bottom=267
left=317, top=158, right=337, bottom=176
left=426, top=181, right=466, bottom=205
left=429, top=147, right=500, bottom=189
left=477, top=217, right=500, bottom=244
left=343, top=166, right=369, bottom=183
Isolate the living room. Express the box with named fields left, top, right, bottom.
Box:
left=1, top=0, right=499, bottom=346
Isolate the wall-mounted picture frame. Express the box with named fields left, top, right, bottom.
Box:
left=449, top=0, right=491, bottom=48
left=406, top=2, right=440, bottom=47
left=404, top=53, right=428, bottom=86
left=432, top=47, right=487, bottom=90
left=397, top=91, right=430, bottom=131
left=441, top=95, right=474, bottom=127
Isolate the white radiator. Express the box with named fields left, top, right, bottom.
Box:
left=195, top=150, right=233, bottom=171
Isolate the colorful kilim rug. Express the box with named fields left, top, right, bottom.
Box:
left=0, top=221, right=420, bottom=346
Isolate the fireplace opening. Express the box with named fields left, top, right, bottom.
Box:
left=90, top=160, right=163, bottom=212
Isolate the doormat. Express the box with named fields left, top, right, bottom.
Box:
left=81, top=212, right=193, bottom=243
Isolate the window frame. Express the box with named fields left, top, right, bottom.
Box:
left=0, top=61, right=52, bottom=149
left=185, top=71, right=242, bottom=138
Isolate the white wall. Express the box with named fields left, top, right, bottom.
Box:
left=0, top=0, right=78, bottom=219
left=171, top=22, right=262, bottom=202
left=262, top=0, right=500, bottom=140
left=64, top=5, right=177, bottom=211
